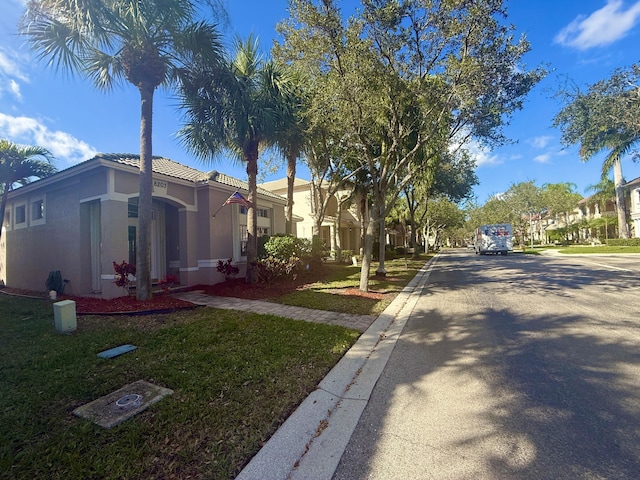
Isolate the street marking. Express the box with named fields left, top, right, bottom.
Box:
left=578, top=260, right=632, bottom=272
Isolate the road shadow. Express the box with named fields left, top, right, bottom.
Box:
left=334, top=249, right=640, bottom=479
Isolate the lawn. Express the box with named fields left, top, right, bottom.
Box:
left=0, top=256, right=428, bottom=479
left=557, top=245, right=640, bottom=254
left=272, top=256, right=430, bottom=315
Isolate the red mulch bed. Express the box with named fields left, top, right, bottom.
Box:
left=1, top=270, right=386, bottom=314
left=0, top=288, right=196, bottom=315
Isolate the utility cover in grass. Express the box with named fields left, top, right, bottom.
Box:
left=73, top=380, right=173, bottom=428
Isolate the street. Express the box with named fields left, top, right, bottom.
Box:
left=333, top=249, right=640, bottom=479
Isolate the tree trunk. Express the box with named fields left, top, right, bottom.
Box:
left=0, top=187, right=9, bottom=241
left=375, top=214, right=387, bottom=276
left=245, top=142, right=259, bottom=283
left=136, top=84, right=154, bottom=301
left=285, top=153, right=296, bottom=235
left=334, top=199, right=343, bottom=263
left=359, top=209, right=375, bottom=292
left=613, top=158, right=629, bottom=239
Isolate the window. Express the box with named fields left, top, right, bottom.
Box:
left=128, top=226, right=137, bottom=265
left=239, top=206, right=269, bottom=218
left=32, top=200, right=44, bottom=220
left=3, top=210, right=10, bottom=228
left=128, top=198, right=139, bottom=218
left=240, top=225, right=247, bottom=256
left=15, top=205, right=26, bottom=224
left=239, top=226, right=270, bottom=256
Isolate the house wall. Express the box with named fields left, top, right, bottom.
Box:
left=3, top=176, right=94, bottom=294
left=630, top=186, right=640, bottom=237
left=1, top=160, right=287, bottom=298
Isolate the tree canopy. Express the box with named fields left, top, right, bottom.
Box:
left=275, top=0, right=545, bottom=290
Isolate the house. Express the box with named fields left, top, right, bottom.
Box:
left=624, top=177, right=640, bottom=238
left=260, top=177, right=362, bottom=255
left=0, top=154, right=286, bottom=298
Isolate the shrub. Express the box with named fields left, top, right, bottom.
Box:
left=341, top=249, right=355, bottom=263
left=253, top=256, right=300, bottom=284
left=159, top=274, right=179, bottom=292
left=263, top=235, right=301, bottom=260
left=216, top=258, right=239, bottom=281
left=303, top=236, right=328, bottom=269
left=113, top=260, right=136, bottom=291
left=606, top=238, right=640, bottom=246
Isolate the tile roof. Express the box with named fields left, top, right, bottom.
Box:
left=96, top=153, right=283, bottom=200
left=97, top=153, right=208, bottom=182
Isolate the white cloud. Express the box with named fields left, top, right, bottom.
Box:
left=8, top=80, right=22, bottom=101
left=529, top=136, right=553, bottom=149
left=555, top=0, right=640, bottom=50
left=0, top=113, right=97, bottom=166
left=534, top=154, right=552, bottom=164
left=0, top=48, right=29, bottom=102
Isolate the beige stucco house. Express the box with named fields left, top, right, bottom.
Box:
left=624, top=177, right=640, bottom=238
left=0, top=153, right=286, bottom=298
left=260, top=177, right=362, bottom=255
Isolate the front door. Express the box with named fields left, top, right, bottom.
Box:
left=128, top=198, right=166, bottom=282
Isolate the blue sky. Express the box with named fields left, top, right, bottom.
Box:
left=1, top=0, right=640, bottom=204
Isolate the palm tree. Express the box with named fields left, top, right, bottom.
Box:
left=588, top=130, right=637, bottom=239
left=273, top=72, right=308, bottom=235
left=178, top=35, right=293, bottom=283
left=0, top=139, right=56, bottom=239
left=21, top=0, right=225, bottom=300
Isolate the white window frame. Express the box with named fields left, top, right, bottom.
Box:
left=14, top=203, right=27, bottom=229
left=30, top=198, right=46, bottom=226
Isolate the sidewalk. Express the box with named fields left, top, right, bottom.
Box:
left=172, top=291, right=377, bottom=332
left=230, top=255, right=440, bottom=480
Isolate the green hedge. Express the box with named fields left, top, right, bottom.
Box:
left=606, top=238, right=640, bottom=246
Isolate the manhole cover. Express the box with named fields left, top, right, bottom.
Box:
left=115, top=393, right=142, bottom=408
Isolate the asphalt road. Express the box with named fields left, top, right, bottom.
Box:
left=333, top=249, right=640, bottom=479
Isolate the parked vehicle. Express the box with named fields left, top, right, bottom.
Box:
left=474, top=224, right=513, bottom=255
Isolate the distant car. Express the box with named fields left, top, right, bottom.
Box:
left=467, top=243, right=474, bottom=249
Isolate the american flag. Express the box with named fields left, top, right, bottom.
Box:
left=224, top=191, right=251, bottom=208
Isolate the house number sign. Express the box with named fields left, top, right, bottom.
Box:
left=153, top=180, right=168, bottom=195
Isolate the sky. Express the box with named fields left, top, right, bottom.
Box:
left=1, top=0, right=640, bottom=204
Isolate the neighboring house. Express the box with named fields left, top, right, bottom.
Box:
left=260, top=177, right=361, bottom=255
left=624, top=177, right=640, bottom=238
left=0, top=154, right=286, bottom=298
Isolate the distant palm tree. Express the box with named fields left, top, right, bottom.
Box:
left=581, top=129, right=637, bottom=238
left=0, top=139, right=56, bottom=239
left=179, top=36, right=293, bottom=283
left=21, top=0, right=225, bottom=299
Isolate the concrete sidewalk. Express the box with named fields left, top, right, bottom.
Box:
left=173, top=291, right=377, bottom=332
left=235, top=255, right=440, bottom=480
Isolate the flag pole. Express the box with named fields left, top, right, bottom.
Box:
left=212, top=191, right=238, bottom=218
left=212, top=190, right=250, bottom=218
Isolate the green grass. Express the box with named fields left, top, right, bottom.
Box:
left=1, top=257, right=430, bottom=479
left=273, top=256, right=430, bottom=315
left=0, top=297, right=359, bottom=479
left=557, top=245, right=640, bottom=254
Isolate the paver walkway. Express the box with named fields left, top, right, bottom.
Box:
left=172, top=290, right=377, bottom=332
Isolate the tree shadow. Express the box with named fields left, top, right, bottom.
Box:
left=334, top=249, right=640, bottom=479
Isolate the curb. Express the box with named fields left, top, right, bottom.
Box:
left=237, top=254, right=440, bottom=480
